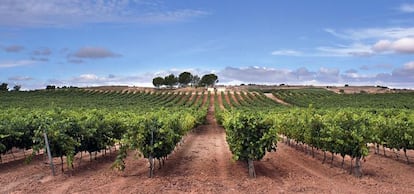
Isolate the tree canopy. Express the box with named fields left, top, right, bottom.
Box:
left=13, top=85, right=21, bottom=91
left=0, top=83, right=8, bottom=91
left=151, top=72, right=218, bottom=88
left=178, top=72, right=193, bottom=87
left=191, top=75, right=200, bottom=87
left=152, top=77, right=164, bottom=88
left=200, top=74, right=218, bottom=87
left=164, top=74, right=178, bottom=88
left=46, top=85, right=56, bottom=90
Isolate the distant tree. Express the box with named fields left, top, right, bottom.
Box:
left=13, top=85, right=21, bottom=91
left=200, top=74, right=218, bottom=87
left=152, top=77, right=165, bottom=88
left=0, top=83, right=8, bottom=91
left=191, top=75, right=200, bottom=87
left=178, top=72, right=193, bottom=87
left=46, top=85, right=56, bottom=90
left=164, top=74, right=178, bottom=88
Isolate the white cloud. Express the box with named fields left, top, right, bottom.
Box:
left=217, top=65, right=413, bottom=88
left=399, top=4, right=414, bottom=13
left=271, top=44, right=376, bottom=58
left=218, top=66, right=293, bottom=84
left=141, top=9, right=209, bottom=23
left=316, top=43, right=373, bottom=57
left=372, top=40, right=392, bottom=52
left=316, top=67, right=340, bottom=82
left=47, top=73, right=151, bottom=87
left=8, top=76, right=33, bottom=81
left=325, top=27, right=414, bottom=40
left=321, top=27, right=414, bottom=56
left=372, top=38, right=414, bottom=54
left=360, top=64, right=393, bottom=70
left=76, top=74, right=99, bottom=82
left=403, top=61, right=414, bottom=69
left=392, top=38, right=414, bottom=53
left=13, top=65, right=414, bottom=90
left=0, top=0, right=208, bottom=27
left=271, top=49, right=303, bottom=56
left=0, top=60, right=35, bottom=68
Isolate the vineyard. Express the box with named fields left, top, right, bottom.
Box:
left=270, top=88, right=414, bottom=109
left=1, top=88, right=414, bottom=193
left=0, top=89, right=208, bottom=174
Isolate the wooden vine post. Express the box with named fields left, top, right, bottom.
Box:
left=148, top=126, right=154, bottom=178
left=43, top=130, right=55, bottom=176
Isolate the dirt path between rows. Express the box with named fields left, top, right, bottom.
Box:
left=1, top=96, right=414, bottom=193
left=217, top=92, right=225, bottom=110
left=230, top=92, right=240, bottom=106
left=224, top=93, right=232, bottom=108
left=264, top=93, right=291, bottom=106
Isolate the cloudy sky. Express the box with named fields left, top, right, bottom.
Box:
left=1, top=0, right=414, bottom=89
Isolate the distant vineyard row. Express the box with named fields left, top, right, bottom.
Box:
left=271, top=88, right=414, bottom=109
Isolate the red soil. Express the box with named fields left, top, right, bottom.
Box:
left=229, top=92, right=240, bottom=106
left=217, top=92, right=225, bottom=110
left=224, top=94, right=233, bottom=108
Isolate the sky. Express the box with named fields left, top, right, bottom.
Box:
left=1, top=0, right=414, bottom=90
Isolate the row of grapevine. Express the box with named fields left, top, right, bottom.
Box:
left=0, top=107, right=206, bottom=174
left=271, top=89, right=414, bottom=109
left=0, top=89, right=208, bottom=110
left=112, top=108, right=206, bottom=177
left=1, top=89, right=208, bottom=176
left=213, top=90, right=284, bottom=177
left=1, top=108, right=126, bottom=169
left=219, top=110, right=278, bottom=177
left=271, top=108, right=414, bottom=177
left=370, top=110, right=414, bottom=162
left=215, top=89, right=414, bottom=177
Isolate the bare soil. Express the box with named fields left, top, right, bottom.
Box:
left=193, top=93, right=202, bottom=105
left=229, top=92, right=240, bottom=106
left=223, top=94, right=233, bottom=108
left=217, top=92, right=225, bottom=110
left=1, top=97, right=414, bottom=193
left=325, top=86, right=394, bottom=94
left=264, top=93, right=291, bottom=106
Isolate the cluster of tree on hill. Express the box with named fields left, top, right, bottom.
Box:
left=0, top=82, right=80, bottom=92
left=1, top=83, right=21, bottom=92
left=152, top=72, right=218, bottom=88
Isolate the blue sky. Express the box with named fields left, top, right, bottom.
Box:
left=1, top=0, right=414, bottom=89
